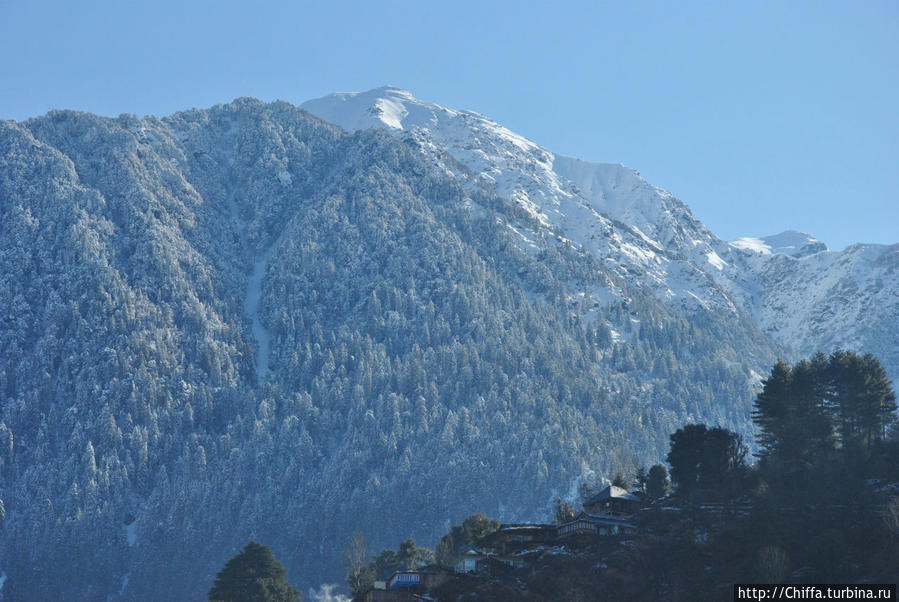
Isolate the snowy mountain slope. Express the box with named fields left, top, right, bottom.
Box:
left=303, top=87, right=742, bottom=317
left=302, top=87, right=898, bottom=379
left=726, top=239, right=899, bottom=374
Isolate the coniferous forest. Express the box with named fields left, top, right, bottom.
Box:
left=0, top=99, right=896, bottom=600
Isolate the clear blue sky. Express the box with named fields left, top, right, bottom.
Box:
left=2, top=1, right=896, bottom=250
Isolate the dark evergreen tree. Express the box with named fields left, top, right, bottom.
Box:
left=209, top=541, right=300, bottom=602
left=751, top=360, right=794, bottom=462
left=667, top=424, right=746, bottom=497
left=646, top=464, right=670, bottom=500
left=789, top=354, right=835, bottom=463
left=370, top=548, right=401, bottom=581
left=666, top=424, right=708, bottom=494
left=752, top=356, right=834, bottom=473
left=828, top=350, right=897, bottom=448
left=632, top=466, right=649, bottom=496
left=368, top=539, right=434, bottom=581
left=753, top=351, right=896, bottom=471
left=397, top=538, right=433, bottom=569
left=611, top=471, right=630, bottom=491
left=699, top=427, right=747, bottom=492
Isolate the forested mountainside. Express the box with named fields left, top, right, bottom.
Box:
left=0, top=95, right=874, bottom=600
left=303, top=87, right=899, bottom=385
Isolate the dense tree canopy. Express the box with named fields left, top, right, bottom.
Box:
left=209, top=541, right=300, bottom=602
left=666, top=424, right=747, bottom=497
left=753, top=351, right=896, bottom=469
left=645, top=464, right=670, bottom=500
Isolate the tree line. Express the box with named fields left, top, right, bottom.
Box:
left=203, top=349, right=896, bottom=600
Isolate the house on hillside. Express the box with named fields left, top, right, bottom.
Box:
left=389, top=566, right=450, bottom=591
left=364, top=566, right=452, bottom=601
left=582, top=485, right=642, bottom=515
left=556, top=512, right=636, bottom=538
left=455, top=548, right=489, bottom=573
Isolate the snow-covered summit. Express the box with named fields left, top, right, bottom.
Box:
left=304, top=87, right=741, bottom=313
left=303, top=85, right=534, bottom=145
left=303, top=86, right=432, bottom=132
left=304, top=87, right=563, bottom=228
left=303, top=88, right=705, bottom=247
left=732, top=230, right=827, bottom=258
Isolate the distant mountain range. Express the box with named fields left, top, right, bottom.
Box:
left=0, top=89, right=893, bottom=600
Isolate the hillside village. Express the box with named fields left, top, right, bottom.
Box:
left=360, top=485, right=644, bottom=601
left=345, top=351, right=899, bottom=601
left=356, top=465, right=897, bottom=602
left=203, top=350, right=898, bottom=601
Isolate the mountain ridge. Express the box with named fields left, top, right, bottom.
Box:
left=302, top=87, right=898, bottom=382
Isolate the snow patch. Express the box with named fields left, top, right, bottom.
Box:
left=620, top=242, right=657, bottom=265
left=302, top=86, right=439, bottom=133
left=226, top=177, right=276, bottom=383
left=684, top=291, right=710, bottom=311
left=706, top=250, right=727, bottom=270
left=506, top=223, right=540, bottom=254
left=760, top=230, right=827, bottom=257
left=731, top=237, right=771, bottom=254
left=119, top=573, right=130, bottom=595
left=372, top=97, right=409, bottom=130
left=733, top=231, right=826, bottom=257
left=246, top=248, right=276, bottom=381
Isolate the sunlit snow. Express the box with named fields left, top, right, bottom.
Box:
left=732, top=231, right=825, bottom=257
left=302, top=86, right=896, bottom=361
left=731, top=237, right=771, bottom=254
left=706, top=250, right=727, bottom=270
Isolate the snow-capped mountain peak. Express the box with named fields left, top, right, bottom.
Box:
left=303, top=87, right=713, bottom=251
left=303, top=86, right=537, bottom=149
left=303, top=87, right=897, bottom=378
left=304, top=87, right=739, bottom=315
left=732, top=230, right=828, bottom=257
left=302, top=85, right=421, bottom=131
